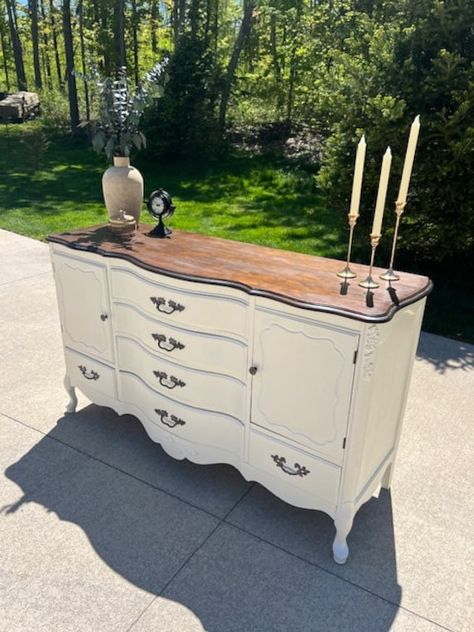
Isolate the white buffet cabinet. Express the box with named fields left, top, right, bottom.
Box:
left=48, top=226, right=431, bottom=564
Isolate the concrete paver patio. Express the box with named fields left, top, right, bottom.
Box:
left=0, top=228, right=473, bottom=632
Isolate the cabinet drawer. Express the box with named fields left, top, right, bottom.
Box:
left=117, top=337, right=245, bottom=420
left=113, top=302, right=247, bottom=380
left=120, top=372, right=243, bottom=453
left=65, top=349, right=116, bottom=399
left=110, top=267, right=248, bottom=339
left=248, top=430, right=341, bottom=505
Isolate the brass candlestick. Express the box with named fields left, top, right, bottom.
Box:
left=359, top=233, right=381, bottom=289
left=380, top=201, right=406, bottom=281
left=337, top=214, right=358, bottom=279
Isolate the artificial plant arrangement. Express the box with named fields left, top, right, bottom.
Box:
left=78, top=60, right=168, bottom=223
left=80, top=59, right=168, bottom=160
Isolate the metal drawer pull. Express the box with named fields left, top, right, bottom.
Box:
left=153, top=370, right=186, bottom=389
left=155, top=409, right=186, bottom=428
left=78, top=365, right=99, bottom=381
left=100, top=312, right=108, bottom=321
left=271, top=454, right=310, bottom=477
left=151, top=333, right=185, bottom=352
left=150, top=296, right=185, bottom=314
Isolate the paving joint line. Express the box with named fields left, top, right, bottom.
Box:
left=0, top=411, right=222, bottom=522
left=125, top=485, right=255, bottom=631
left=0, top=270, right=53, bottom=287
left=220, top=521, right=455, bottom=632
left=0, top=411, right=455, bottom=632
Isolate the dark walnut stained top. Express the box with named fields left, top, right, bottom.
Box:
left=48, top=224, right=432, bottom=323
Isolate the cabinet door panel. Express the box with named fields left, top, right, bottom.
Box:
left=53, top=255, right=113, bottom=362
left=251, top=309, right=358, bottom=462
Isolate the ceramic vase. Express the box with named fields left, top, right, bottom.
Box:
left=102, top=156, right=143, bottom=223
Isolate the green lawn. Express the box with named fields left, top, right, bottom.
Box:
left=0, top=123, right=342, bottom=257
left=0, top=123, right=471, bottom=344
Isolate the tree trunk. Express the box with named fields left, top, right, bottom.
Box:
left=131, top=0, right=139, bottom=84
left=77, top=0, right=89, bottom=120
left=0, top=8, right=10, bottom=91
left=49, top=0, right=63, bottom=89
left=114, top=0, right=126, bottom=72
left=62, top=0, right=79, bottom=132
left=5, top=0, right=27, bottom=90
left=219, top=0, right=255, bottom=132
left=39, top=0, right=52, bottom=85
left=150, top=0, right=159, bottom=54
left=29, top=0, right=42, bottom=89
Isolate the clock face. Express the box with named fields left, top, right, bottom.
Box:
left=148, top=189, right=172, bottom=219
left=151, top=196, right=165, bottom=216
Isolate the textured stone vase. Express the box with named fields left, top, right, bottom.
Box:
left=102, top=156, right=144, bottom=223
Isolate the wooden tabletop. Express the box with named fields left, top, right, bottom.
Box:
left=48, top=224, right=432, bottom=323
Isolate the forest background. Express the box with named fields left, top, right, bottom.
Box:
left=0, top=0, right=473, bottom=342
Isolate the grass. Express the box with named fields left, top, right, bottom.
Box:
left=0, top=122, right=343, bottom=258
left=0, top=123, right=472, bottom=344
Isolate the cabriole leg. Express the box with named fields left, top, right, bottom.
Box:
left=64, top=374, right=77, bottom=414
left=381, top=462, right=393, bottom=490
left=333, top=504, right=354, bottom=564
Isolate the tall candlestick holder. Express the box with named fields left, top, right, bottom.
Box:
left=380, top=201, right=406, bottom=281
left=337, top=214, right=358, bottom=279
left=359, top=233, right=381, bottom=289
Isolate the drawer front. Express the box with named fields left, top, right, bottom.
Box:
left=248, top=430, right=341, bottom=505
left=65, top=348, right=116, bottom=399
left=110, top=267, right=248, bottom=339
left=120, top=372, right=243, bottom=452
left=113, top=302, right=247, bottom=380
left=117, top=337, right=246, bottom=420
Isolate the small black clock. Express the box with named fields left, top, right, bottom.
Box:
left=147, top=189, right=175, bottom=238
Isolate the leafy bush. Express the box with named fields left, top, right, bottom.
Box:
left=143, top=35, right=222, bottom=159
left=315, top=0, right=474, bottom=266
left=37, top=88, right=70, bottom=132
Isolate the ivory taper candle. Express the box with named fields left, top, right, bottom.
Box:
left=397, top=115, right=420, bottom=205
left=349, top=135, right=366, bottom=218
left=372, top=147, right=392, bottom=236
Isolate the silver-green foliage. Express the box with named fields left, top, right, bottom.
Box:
left=79, top=60, right=168, bottom=162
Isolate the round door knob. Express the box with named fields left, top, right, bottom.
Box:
left=249, top=366, right=258, bottom=375
left=100, top=312, right=108, bottom=321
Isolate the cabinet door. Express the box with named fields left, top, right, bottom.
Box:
left=251, top=309, right=358, bottom=462
left=53, top=254, right=114, bottom=362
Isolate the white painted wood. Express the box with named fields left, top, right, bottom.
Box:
left=248, top=429, right=341, bottom=505
left=110, top=265, right=249, bottom=339
left=113, top=302, right=247, bottom=380
left=251, top=307, right=359, bottom=463
left=120, top=372, right=244, bottom=454
left=51, top=242, right=427, bottom=564
left=63, top=374, right=77, bottom=414
left=117, top=336, right=246, bottom=420
left=53, top=254, right=114, bottom=362
left=64, top=348, right=116, bottom=399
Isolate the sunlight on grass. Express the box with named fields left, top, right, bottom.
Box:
left=0, top=124, right=344, bottom=257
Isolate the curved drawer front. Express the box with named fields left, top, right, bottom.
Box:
left=120, top=372, right=243, bottom=452
left=113, top=302, right=247, bottom=380
left=110, top=267, right=248, bottom=339
left=117, top=337, right=246, bottom=420
left=65, top=348, right=116, bottom=399
left=248, top=430, right=341, bottom=506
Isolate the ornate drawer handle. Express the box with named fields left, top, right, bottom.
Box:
left=153, top=370, right=186, bottom=389
left=78, top=365, right=99, bottom=381
left=271, top=454, right=310, bottom=477
left=150, top=297, right=185, bottom=314
left=151, top=333, right=185, bottom=353
left=155, top=408, right=186, bottom=428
